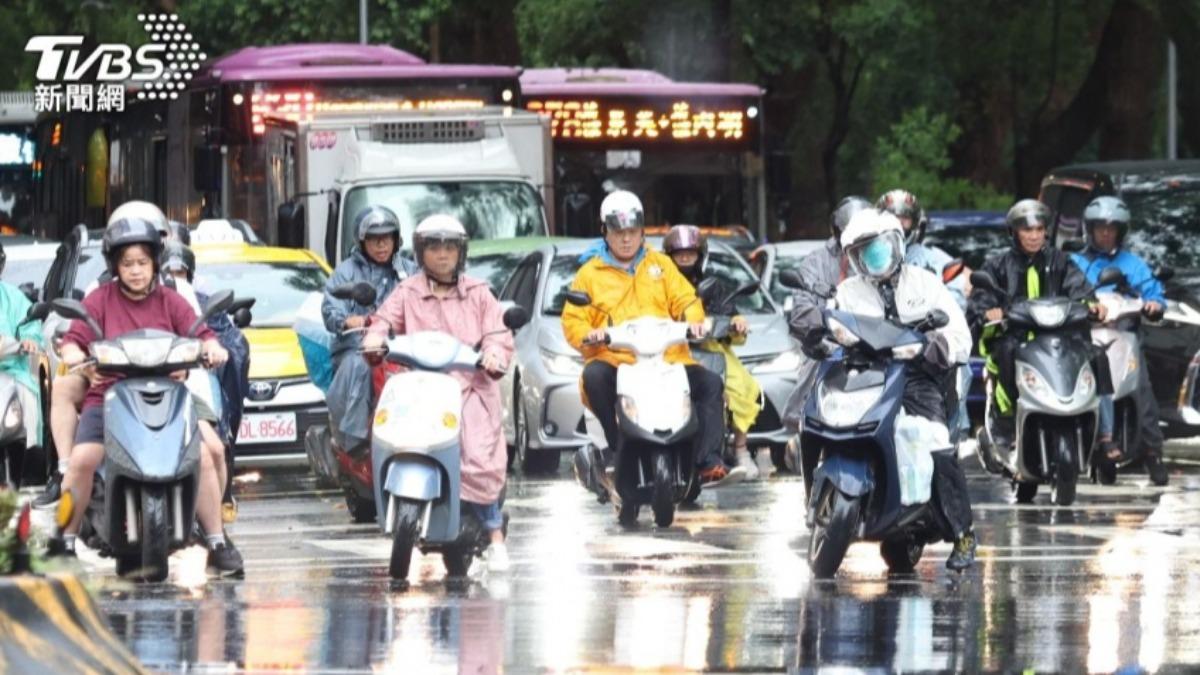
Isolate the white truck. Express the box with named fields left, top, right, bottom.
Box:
left=264, top=106, right=553, bottom=263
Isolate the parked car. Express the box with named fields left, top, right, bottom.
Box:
left=0, top=236, right=56, bottom=301
left=498, top=237, right=801, bottom=473
left=1041, top=160, right=1200, bottom=437
left=193, top=241, right=331, bottom=461
left=467, top=237, right=573, bottom=297
left=748, top=239, right=827, bottom=310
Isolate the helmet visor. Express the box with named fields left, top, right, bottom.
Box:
left=847, top=230, right=903, bottom=279
left=603, top=209, right=644, bottom=231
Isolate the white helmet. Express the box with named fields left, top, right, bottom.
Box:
left=841, top=209, right=906, bottom=280
left=109, top=200, right=169, bottom=238
left=600, top=190, right=644, bottom=231
left=413, top=214, right=468, bottom=281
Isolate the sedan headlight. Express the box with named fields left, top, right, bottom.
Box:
left=92, top=342, right=130, bottom=366
left=3, top=399, right=21, bottom=429
left=1028, top=303, right=1069, bottom=328
left=751, top=348, right=803, bottom=374
left=826, top=317, right=861, bottom=347
left=541, top=350, right=584, bottom=376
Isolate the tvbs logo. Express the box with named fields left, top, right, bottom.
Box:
left=25, top=36, right=166, bottom=82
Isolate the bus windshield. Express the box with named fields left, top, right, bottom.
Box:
left=341, top=181, right=546, bottom=259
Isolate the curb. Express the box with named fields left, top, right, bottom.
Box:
left=0, top=573, right=146, bottom=673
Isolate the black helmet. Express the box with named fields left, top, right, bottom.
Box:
left=876, top=189, right=927, bottom=244
left=160, top=240, right=196, bottom=283
left=103, top=217, right=163, bottom=276
left=0, top=239, right=6, bottom=278
left=166, top=220, right=191, bottom=245
left=830, top=196, right=872, bottom=242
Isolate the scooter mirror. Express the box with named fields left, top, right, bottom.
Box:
left=1061, top=239, right=1086, bottom=253
left=925, top=309, right=950, bottom=330
left=565, top=290, right=591, bottom=307
left=696, top=277, right=720, bottom=299
left=969, top=271, right=1000, bottom=295
left=18, top=282, right=36, bottom=303
left=1155, top=265, right=1175, bottom=283
left=50, top=298, right=103, bottom=338
left=190, top=289, right=235, bottom=335
left=941, top=259, right=965, bottom=284
left=232, top=307, right=253, bottom=329
left=330, top=282, right=378, bottom=307
left=502, top=306, right=530, bottom=331
left=1097, top=266, right=1125, bottom=288
left=22, top=302, right=51, bottom=325
left=778, top=269, right=804, bottom=290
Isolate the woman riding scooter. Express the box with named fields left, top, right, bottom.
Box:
left=662, top=225, right=768, bottom=480
left=361, top=214, right=515, bottom=573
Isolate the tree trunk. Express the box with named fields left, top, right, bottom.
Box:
left=1159, top=0, right=1200, bottom=156
left=1098, top=1, right=1163, bottom=159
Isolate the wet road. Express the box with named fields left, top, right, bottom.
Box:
left=51, top=448, right=1200, bottom=672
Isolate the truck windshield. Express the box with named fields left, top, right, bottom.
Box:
left=342, top=181, right=546, bottom=259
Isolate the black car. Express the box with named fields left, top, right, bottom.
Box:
left=1041, top=160, right=1200, bottom=437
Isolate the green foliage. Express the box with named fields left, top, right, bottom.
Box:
left=0, top=489, right=17, bottom=574
left=515, top=0, right=646, bottom=67
left=872, top=106, right=1011, bottom=209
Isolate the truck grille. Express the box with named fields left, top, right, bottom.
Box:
left=372, top=119, right=484, bottom=143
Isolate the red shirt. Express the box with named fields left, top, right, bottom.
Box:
left=63, top=281, right=215, bottom=409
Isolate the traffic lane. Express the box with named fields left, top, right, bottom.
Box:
left=86, top=463, right=1200, bottom=672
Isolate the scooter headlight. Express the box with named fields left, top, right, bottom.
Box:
left=826, top=317, right=861, bottom=348
left=619, top=395, right=638, bottom=423
left=118, top=336, right=174, bottom=367
left=816, top=381, right=882, bottom=427
left=1018, top=363, right=1052, bottom=401
left=92, top=341, right=129, bottom=366
left=3, top=399, right=21, bottom=430
left=167, top=339, right=202, bottom=365
left=1075, top=364, right=1096, bottom=399
left=1028, top=303, right=1069, bottom=328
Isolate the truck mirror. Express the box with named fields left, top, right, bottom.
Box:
left=277, top=201, right=306, bottom=242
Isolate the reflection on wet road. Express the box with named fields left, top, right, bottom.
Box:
left=77, top=459, right=1200, bottom=672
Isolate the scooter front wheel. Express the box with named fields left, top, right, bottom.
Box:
left=651, top=451, right=675, bottom=528
left=1051, top=429, right=1077, bottom=507
left=880, top=537, right=924, bottom=574
left=808, top=485, right=860, bottom=579
left=389, top=498, right=424, bottom=581
left=140, top=485, right=170, bottom=583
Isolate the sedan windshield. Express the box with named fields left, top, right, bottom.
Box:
left=195, top=262, right=327, bottom=328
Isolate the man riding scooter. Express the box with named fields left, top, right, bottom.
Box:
left=49, top=217, right=243, bottom=577
left=800, top=209, right=978, bottom=570
left=361, top=214, right=515, bottom=573
left=968, top=199, right=1109, bottom=453
left=662, top=225, right=768, bottom=480
left=1069, top=196, right=1169, bottom=485
left=562, top=190, right=746, bottom=487
left=0, top=239, right=44, bottom=485
left=323, top=206, right=418, bottom=457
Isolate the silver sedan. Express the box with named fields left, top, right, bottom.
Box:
left=498, top=238, right=803, bottom=474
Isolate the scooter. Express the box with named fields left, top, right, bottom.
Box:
left=564, top=291, right=701, bottom=528
left=50, top=291, right=234, bottom=582
left=801, top=305, right=954, bottom=578
left=972, top=270, right=1100, bottom=506
left=0, top=304, right=50, bottom=487
left=326, top=282, right=529, bottom=582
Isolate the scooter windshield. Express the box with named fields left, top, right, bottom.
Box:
left=824, top=309, right=923, bottom=353
left=608, top=318, right=690, bottom=358
left=387, top=331, right=479, bottom=372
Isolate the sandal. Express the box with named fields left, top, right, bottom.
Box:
left=1098, top=438, right=1123, bottom=463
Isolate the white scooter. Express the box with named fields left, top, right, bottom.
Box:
left=565, top=291, right=701, bottom=528
left=355, top=287, right=528, bottom=582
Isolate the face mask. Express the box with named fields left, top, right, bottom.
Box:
left=861, top=237, right=894, bottom=275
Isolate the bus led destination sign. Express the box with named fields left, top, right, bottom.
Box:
left=525, top=97, right=758, bottom=147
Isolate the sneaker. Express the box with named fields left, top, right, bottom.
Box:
left=946, top=532, right=977, bottom=572
left=33, top=473, right=62, bottom=509
left=736, top=452, right=759, bottom=481
left=698, top=463, right=747, bottom=488
left=487, top=542, right=511, bottom=573
left=1145, top=452, right=1169, bottom=486
left=755, top=450, right=776, bottom=479
left=206, top=537, right=245, bottom=579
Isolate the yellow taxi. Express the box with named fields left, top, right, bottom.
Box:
left=191, top=241, right=330, bottom=462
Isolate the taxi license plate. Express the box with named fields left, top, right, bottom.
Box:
left=238, top=412, right=297, bottom=445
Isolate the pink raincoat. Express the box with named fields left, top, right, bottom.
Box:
left=366, top=273, right=514, bottom=504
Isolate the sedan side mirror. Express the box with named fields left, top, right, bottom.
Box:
left=1155, top=265, right=1175, bottom=283
left=564, top=291, right=591, bottom=307
left=502, top=306, right=530, bottom=331
left=778, top=269, right=804, bottom=290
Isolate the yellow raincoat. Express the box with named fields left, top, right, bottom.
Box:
left=562, top=247, right=705, bottom=405
left=696, top=331, right=762, bottom=435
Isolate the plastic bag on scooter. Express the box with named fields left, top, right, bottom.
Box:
left=293, top=292, right=334, bottom=392
left=893, top=410, right=945, bottom=506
